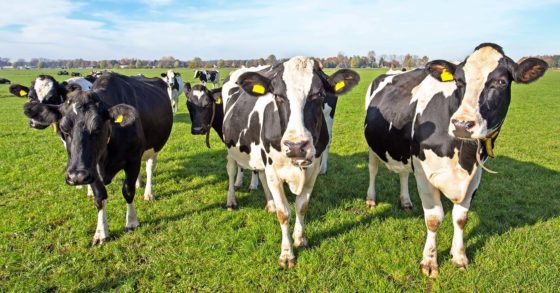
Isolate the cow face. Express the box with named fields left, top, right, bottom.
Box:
left=236, top=57, right=359, bottom=167
left=184, top=83, right=221, bottom=135
left=161, top=70, right=180, bottom=91
left=193, top=70, right=201, bottom=79
left=10, top=75, right=68, bottom=105
left=428, top=43, right=547, bottom=139
left=23, top=91, right=136, bottom=185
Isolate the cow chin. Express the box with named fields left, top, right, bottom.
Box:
left=29, top=119, right=51, bottom=130
left=291, top=158, right=313, bottom=168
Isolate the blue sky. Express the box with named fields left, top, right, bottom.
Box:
left=1, top=0, right=559, bottom=61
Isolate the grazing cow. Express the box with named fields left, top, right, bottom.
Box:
left=0, top=78, right=10, bottom=84
left=71, top=72, right=81, bottom=77
left=223, top=57, right=359, bottom=267
left=194, top=69, right=220, bottom=88
left=23, top=72, right=173, bottom=244
left=57, top=70, right=69, bottom=75
left=184, top=82, right=259, bottom=192
left=161, top=70, right=184, bottom=115
left=364, top=43, right=547, bottom=277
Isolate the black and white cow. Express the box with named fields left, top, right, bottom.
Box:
left=184, top=82, right=260, bottom=193
left=23, top=72, right=173, bottom=244
left=161, top=70, right=184, bottom=116
left=194, top=69, right=220, bottom=88
left=223, top=57, right=359, bottom=267
left=71, top=72, right=81, bottom=77
left=0, top=78, right=10, bottom=84
left=57, top=70, right=69, bottom=75
left=364, top=43, right=547, bottom=277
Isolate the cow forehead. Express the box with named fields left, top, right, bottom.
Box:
left=34, top=77, right=55, bottom=102
left=281, top=57, right=315, bottom=102
left=462, top=46, right=503, bottom=82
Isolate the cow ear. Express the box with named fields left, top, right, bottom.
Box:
left=426, top=60, right=457, bottom=82
left=160, top=73, right=167, bottom=77
left=211, top=88, right=222, bottom=104
left=9, top=84, right=30, bottom=97
left=64, top=82, right=81, bottom=93
left=328, top=69, right=360, bottom=95
left=23, top=102, right=61, bottom=125
left=184, top=82, right=192, bottom=93
left=513, top=58, right=548, bottom=84
left=107, top=104, right=137, bottom=127
left=237, top=72, right=270, bottom=96
left=176, top=72, right=181, bottom=77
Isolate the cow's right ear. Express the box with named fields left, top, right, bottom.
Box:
left=237, top=72, right=270, bottom=96
left=107, top=104, right=137, bottom=127
left=184, top=82, right=192, bottom=93
left=23, top=102, right=61, bottom=126
left=160, top=73, right=167, bottom=77
left=9, top=84, right=29, bottom=97
left=426, top=60, right=457, bottom=82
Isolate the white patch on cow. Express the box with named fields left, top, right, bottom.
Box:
left=34, top=78, right=54, bottom=102
left=192, top=90, right=204, bottom=101
left=72, top=103, right=78, bottom=115
left=319, top=102, right=334, bottom=174
left=126, top=203, right=140, bottom=230
left=93, top=199, right=109, bottom=243
left=142, top=151, right=157, bottom=201
left=65, top=77, right=93, bottom=91
left=381, top=151, right=412, bottom=173
left=449, top=47, right=502, bottom=138
left=365, top=75, right=395, bottom=110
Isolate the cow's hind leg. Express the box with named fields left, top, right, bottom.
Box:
left=123, top=161, right=141, bottom=231
left=143, top=152, right=157, bottom=201
left=226, top=156, right=238, bottom=210
left=258, top=171, right=275, bottom=213
left=366, top=149, right=379, bottom=208
left=91, top=180, right=109, bottom=245
left=293, top=165, right=320, bottom=248
left=249, top=171, right=259, bottom=191
left=234, top=166, right=244, bottom=190
left=399, top=172, right=413, bottom=210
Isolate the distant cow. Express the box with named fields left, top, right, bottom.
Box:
left=364, top=43, right=547, bottom=277
left=0, top=78, right=10, bottom=84
left=194, top=69, right=220, bottom=88
left=223, top=57, right=359, bottom=267
left=57, top=70, right=69, bottom=75
left=184, top=82, right=259, bottom=192
left=70, top=72, right=81, bottom=77
left=23, top=72, right=173, bottom=244
left=161, top=70, right=184, bottom=115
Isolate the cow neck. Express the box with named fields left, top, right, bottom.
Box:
left=206, top=101, right=224, bottom=148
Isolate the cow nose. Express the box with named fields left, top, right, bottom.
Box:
left=191, top=126, right=206, bottom=135
left=66, top=169, right=92, bottom=185
left=284, top=140, right=310, bottom=158
left=451, top=119, right=476, bottom=137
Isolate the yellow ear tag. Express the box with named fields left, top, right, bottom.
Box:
left=215, top=97, right=222, bottom=105
left=114, top=115, right=124, bottom=124
left=440, top=69, right=454, bottom=82
left=19, top=90, right=27, bottom=96
left=252, top=84, right=265, bottom=94
left=335, top=81, right=346, bottom=92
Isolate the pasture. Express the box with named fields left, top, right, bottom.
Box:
left=0, top=67, right=559, bottom=291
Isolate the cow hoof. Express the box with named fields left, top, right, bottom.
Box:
left=144, top=194, right=154, bottom=201
left=265, top=201, right=277, bottom=213
left=91, top=235, right=108, bottom=246
left=401, top=202, right=413, bottom=211
left=248, top=186, right=258, bottom=192
left=293, top=237, right=308, bottom=248
left=420, top=259, right=439, bottom=278
left=226, top=204, right=237, bottom=211
left=318, top=170, right=327, bottom=176
left=234, top=185, right=242, bottom=191
left=279, top=256, right=296, bottom=269
left=366, top=199, right=376, bottom=209
left=452, top=255, right=469, bottom=270
left=125, top=223, right=139, bottom=232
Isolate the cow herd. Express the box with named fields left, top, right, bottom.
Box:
left=6, top=43, right=547, bottom=277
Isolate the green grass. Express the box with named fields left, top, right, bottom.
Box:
left=0, top=67, right=559, bottom=291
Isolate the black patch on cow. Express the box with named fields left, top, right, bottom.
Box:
left=268, top=157, right=273, bottom=165
left=261, top=149, right=267, bottom=166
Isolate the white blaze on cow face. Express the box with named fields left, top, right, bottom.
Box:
left=449, top=46, right=503, bottom=138
left=34, top=77, right=54, bottom=102
left=281, top=56, right=315, bottom=159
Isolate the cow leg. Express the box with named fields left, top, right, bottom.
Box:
left=143, top=153, right=157, bottom=201
left=249, top=171, right=259, bottom=191
left=265, top=170, right=294, bottom=268
left=234, top=166, right=243, bottom=190
left=226, top=156, right=238, bottom=210
left=366, top=149, right=379, bottom=208
left=135, top=175, right=142, bottom=188
left=293, top=165, right=320, bottom=248
left=123, top=161, right=141, bottom=231
left=258, top=171, right=276, bottom=213
left=91, top=180, right=109, bottom=245
left=319, top=115, right=334, bottom=175
left=172, top=97, right=178, bottom=116
left=399, top=172, right=413, bottom=210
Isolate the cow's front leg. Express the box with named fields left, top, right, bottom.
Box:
left=123, top=162, right=141, bottom=231
left=91, top=180, right=109, bottom=245
left=143, top=152, right=157, bottom=201
left=258, top=171, right=275, bottom=213
left=293, top=164, right=320, bottom=248
left=366, top=149, right=379, bottom=208
left=399, top=172, right=413, bottom=210
left=226, top=156, right=238, bottom=210
left=234, top=166, right=243, bottom=190
left=265, top=170, right=294, bottom=268
left=249, top=171, right=259, bottom=191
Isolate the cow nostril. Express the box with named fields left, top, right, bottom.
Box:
left=452, top=119, right=476, bottom=130
left=465, top=121, right=475, bottom=129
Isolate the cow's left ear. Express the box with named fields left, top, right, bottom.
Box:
left=328, top=69, right=360, bottom=95
left=107, top=104, right=137, bottom=127
left=9, top=84, right=29, bottom=97
left=211, top=88, right=223, bottom=104
left=160, top=73, right=167, bottom=77
left=184, top=82, right=192, bottom=93
left=426, top=60, right=457, bottom=82
left=513, top=58, right=548, bottom=84
left=237, top=72, right=270, bottom=96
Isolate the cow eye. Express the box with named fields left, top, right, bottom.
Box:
left=497, top=79, right=508, bottom=86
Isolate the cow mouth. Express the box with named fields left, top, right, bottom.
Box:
left=29, top=119, right=50, bottom=129
left=291, top=158, right=312, bottom=168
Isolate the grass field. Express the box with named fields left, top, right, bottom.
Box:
left=0, top=67, right=559, bottom=291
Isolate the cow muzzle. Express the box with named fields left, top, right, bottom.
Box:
left=66, top=169, right=93, bottom=185
left=284, top=140, right=313, bottom=167
left=191, top=126, right=208, bottom=135
left=29, top=119, right=50, bottom=130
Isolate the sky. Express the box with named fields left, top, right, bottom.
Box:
left=1, top=0, right=559, bottom=62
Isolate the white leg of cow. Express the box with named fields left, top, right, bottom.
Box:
left=399, top=172, right=413, bottom=210
left=249, top=171, right=259, bottom=191
left=92, top=199, right=109, bottom=245
left=125, top=203, right=140, bottom=231
left=136, top=176, right=142, bottom=188
left=293, top=165, right=320, bottom=248
left=226, top=156, right=238, bottom=210
left=87, top=185, right=94, bottom=197
left=143, top=153, right=157, bottom=201
left=258, top=171, right=276, bottom=213
left=366, top=149, right=379, bottom=208
left=319, top=114, right=334, bottom=175
left=265, top=169, right=294, bottom=268
left=234, top=166, right=244, bottom=190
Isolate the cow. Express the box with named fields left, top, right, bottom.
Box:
left=0, top=78, right=10, bottom=84
left=223, top=57, right=359, bottom=267
left=364, top=43, right=547, bottom=277
left=194, top=69, right=220, bottom=88
left=57, top=70, right=69, bottom=75
left=22, top=72, right=173, bottom=244
left=183, top=82, right=259, bottom=193
left=71, top=72, right=81, bottom=77
left=161, top=70, right=184, bottom=116
left=9, top=75, right=93, bottom=108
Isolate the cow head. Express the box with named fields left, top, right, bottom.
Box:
left=193, top=70, right=201, bottom=79
left=184, top=82, right=222, bottom=135
left=427, top=43, right=548, bottom=139
left=22, top=90, right=137, bottom=185
left=236, top=57, right=359, bottom=167
left=161, top=70, right=180, bottom=91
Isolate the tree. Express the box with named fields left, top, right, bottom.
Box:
left=37, top=61, right=45, bottom=69
left=403, top=54, right=414, bottom=68
left=266, top=54, right=277, bottom=65
left=135, top=60, right=143, bottom=69
left=350, top=56, right=359, bottom=68
left=217, top=59, right=225, bottom=68
left=173, top=60, right=180, bottom=68
left=189, top=57, right=202, bottom=68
